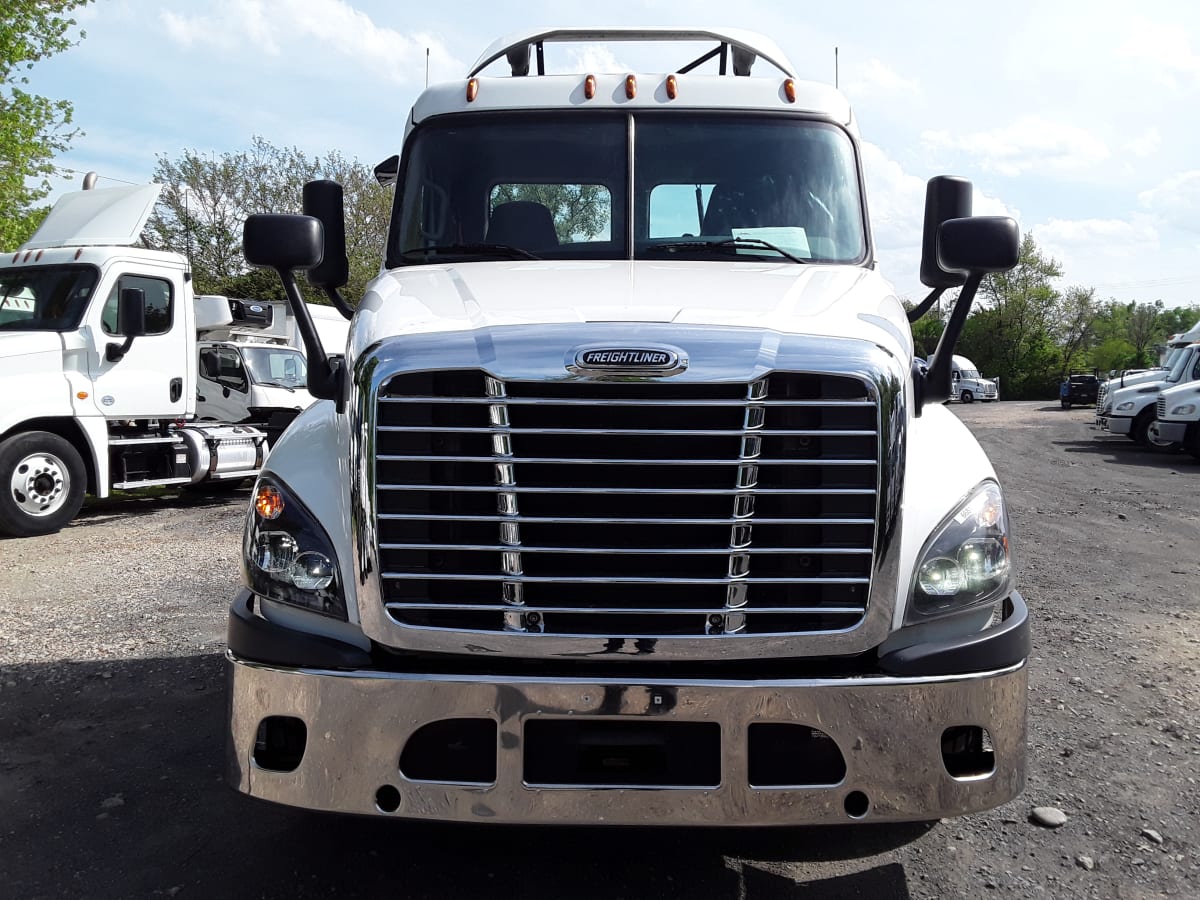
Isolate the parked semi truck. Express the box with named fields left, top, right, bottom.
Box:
left=0, top=185, right=277, bottom=537
left=1096, top=320, right=1200, bottom=412
left=226, top=28, right=1029, bottom=827
left=947, top=355, right=999, bottom=403
left=1154, top=365, right=1200, bottom=459
left=1097, top=341, right=1200, bottom=450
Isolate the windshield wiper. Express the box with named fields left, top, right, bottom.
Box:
left=400, top=243, right=540, bottom=262
left=647, top=238, right=807, bottom=264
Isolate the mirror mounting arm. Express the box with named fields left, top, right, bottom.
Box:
left=906, top=287, right=945, bottom=324
left=919, top=272, right=984, bottom=413
left=320, top=285, right=355, bottom=321
left=277, top=268, right=342, bottom=406
left=105, top=337, right=135, bottom=363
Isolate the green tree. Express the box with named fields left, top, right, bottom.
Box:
left=0, top=0, right=91, bottom=249
left=959, top=233, right=1064, bottom=398
left=145, top=137, right=392, bottom=303
left=1053, top=285, right=1098, bottom=375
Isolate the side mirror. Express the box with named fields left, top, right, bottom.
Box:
left=106, top=287, right=146, bottom=362
left=938, top=217, right=1021, bottom=274
left=243, top=214, right=324, bottom=271
left=919, top=176, right=972, bottom=289
left=302, top=180, right=350, bottom=290
left=118, top=287, right=147, bottom=337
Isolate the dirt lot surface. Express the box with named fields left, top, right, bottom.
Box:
left=1, top=400, right=1198, bottom=899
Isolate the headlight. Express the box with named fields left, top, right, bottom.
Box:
left=907, top=481, right=1012, bottom=622
left=1115, top=401, right=1135, bottom=411
left=243, top=474, right=346, bottom=619
left=1170, top=403, right=1196, bottom=416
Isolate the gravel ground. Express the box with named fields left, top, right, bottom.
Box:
left=0, top=400, right=1198, bottom=899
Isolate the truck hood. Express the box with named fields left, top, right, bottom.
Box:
left=0, top=330, right=63, bottom=363
left=355, top=260, right=911, bottom=359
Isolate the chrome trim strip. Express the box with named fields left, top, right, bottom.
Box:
left=384, top=603, right=867, bottom=615
left=377, top=484, right=876, bottom=496
left=379, top=543, right=872, bottom=555
left=380, top=574, right=871, bottom=585
left=378, top=454, right=877, bottom=466
left=379, top=397, right=874, bottom=407
left=378, top=514, right=876, bottom=525
left=378, top=426, right=877, bottom=436
left=350, top=324, right=905, bottom=661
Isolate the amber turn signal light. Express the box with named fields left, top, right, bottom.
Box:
left=255, top=484, right=285, bottom=520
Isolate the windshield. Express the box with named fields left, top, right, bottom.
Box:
left=1166, top=347, right=1200, bottom=384
left=0, top=265, right=99, bottom=331
left=960, top=369, right=982, bottom=380
left=388, top=112, right=867, bottom=267
left=241, top=347, right=308, bottom=388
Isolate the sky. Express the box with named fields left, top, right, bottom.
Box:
left=25, top=0, right=1200, bottom=307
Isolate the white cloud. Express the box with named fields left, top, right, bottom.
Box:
left=1116, top=17, right=1200, bottom=87
left=1128, top=127, right=1161, bottom=159
left=1036, top=216, right=1159, bottom=248
left=1138, top=170, right=1200, bottom=233
left=922, top=117, right=1110, bottom=177
left=847, top=58, right=919, bottom=97
left=566, top=46, right=631, bottom=74
left=158, top=0, right=462, bottom=85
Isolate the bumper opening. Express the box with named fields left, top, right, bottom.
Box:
left=524, top=720, right=721, bottom=788
left=941, top=725, right=996, bottom=779
left=253, top=716, right=307, bottom=772
left=748, top=723, right=847, bottom=787
left=399, top=718, right=498, bottom=785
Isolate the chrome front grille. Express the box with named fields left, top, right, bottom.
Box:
left=373, top=370, right=879, bottom=638
left=1097, top=383, right=1109, bottom=412
left=1157, top=396, right=1167, bottom=418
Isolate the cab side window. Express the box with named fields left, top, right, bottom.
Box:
left=216, top=348, right=249, bottom=393
left=101, top=275, right=174, bottom=335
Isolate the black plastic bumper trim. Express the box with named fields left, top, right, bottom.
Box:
left=878, top=591, right=1029, bottom=676
left=228, top=588, right=373, bottom=670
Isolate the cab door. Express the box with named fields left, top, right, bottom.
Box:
left=87, top=269, right=190, bottom=419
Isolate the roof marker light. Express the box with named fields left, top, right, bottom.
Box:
left=466, top=78, right=479, bottom=102
left=784, top=79, right=797, bottom=103
left=23, top=251, right=32, bottom=262
left=666, top=74, right=678, bottom=100
left=35, top=250, right=43, bottom=261
left=10, top=254, right=16, bottom=263
left=625, top=74, right=637, bottom=100
left=74, top=248, right=83, bottom=260
left=584, top=74, right=597, bottom=100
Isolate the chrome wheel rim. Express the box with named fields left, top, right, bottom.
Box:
left=9, top=452, right=71, bottom=517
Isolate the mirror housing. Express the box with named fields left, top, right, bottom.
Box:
left=302, top=180, right=350, bottom=290
left=938, top=217, right=1021, bottom=274
left=106, top=287, right=146, bottom=362
left=243, top=214, right=324, bottom=271
left=919, top=176, right=972, bottom=289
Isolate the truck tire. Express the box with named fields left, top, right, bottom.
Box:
left=0, top=431, right=87, bottom=538
left=1061, top=399, right=1071, bottom=409
left=1134, top=410, right=1180, bottom=454
left=960, top=390, right=974, bottom=403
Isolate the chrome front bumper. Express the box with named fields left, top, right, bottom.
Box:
left=227, top=654, right=1027, bottom=825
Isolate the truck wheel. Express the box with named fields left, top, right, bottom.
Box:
left=0, top=431, right=87, bottom=537
left=1134, top=410, right=1180, bottom=453
left=960, top=391, right=974, bottom=403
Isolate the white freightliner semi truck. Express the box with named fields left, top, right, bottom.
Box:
left=225, top=28, right=1030, bottom=827
left=1154, top=367, right=1200, bottom=459
left=1097, top=341, right=1200, bottom=451
left=0, top=185, right=293, bottom=537
left=1095, top=320, right=1200, bottom=413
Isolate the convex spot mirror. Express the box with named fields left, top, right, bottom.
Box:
left=243, top=214, right=324, bottom=271
left=938, top=217, right=1021, bottom=275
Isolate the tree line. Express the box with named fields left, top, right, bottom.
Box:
left=911, top=234, right=1200, bottom=399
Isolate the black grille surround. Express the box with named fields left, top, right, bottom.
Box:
left=373, top=369, right=881, bottom=640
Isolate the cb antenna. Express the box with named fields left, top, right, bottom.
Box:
left=835, top=46, right=839, bottom=89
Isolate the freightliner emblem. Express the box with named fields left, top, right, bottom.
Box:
left=570, top=346, right=687, bottom=376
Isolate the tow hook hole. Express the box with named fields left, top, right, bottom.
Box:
left=941, top=725, right=996, bottom=779
left=375, top=785, right=402, bottom=813
left=253, top=716, right=306, bottom=772
left=844, top=790, right=870, bottom=819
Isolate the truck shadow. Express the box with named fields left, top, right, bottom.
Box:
left=1055, top=438, right=1200, bottom=470
left=68, top=485, right=252, bottom=529
left=0, top=654, right=924, bottom=899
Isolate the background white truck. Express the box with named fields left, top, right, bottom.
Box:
left=225, top=27, right=1029, bottom=828
left=0, top=185, right=279, bottom=537
left=1097, top=341, right=1200, bottom=450
left=946, top=354, right=999, bottom=402
left=1154, top=372, right=1200, bottom=459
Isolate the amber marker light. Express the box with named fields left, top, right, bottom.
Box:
left=625, top=74, right=637, bottom=99
left=76, top=391, right=89, bottom=400
left=584, top=74, right=597, bottom=99
left=74, top=248, right=83, bottom=260
left=255, top=484, right=285, bottom=520
left=783, top=79, right=797, bottom=103
left=666, top=74, right=679, bottom=99
left=466, top=78, right=480, bottom=102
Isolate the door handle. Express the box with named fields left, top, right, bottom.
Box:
left=170, top=377, right=183, bottom=403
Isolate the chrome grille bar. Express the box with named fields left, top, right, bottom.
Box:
left=380, top=544, right=872, bottom=555
left=385, top=604, right=867, bottom=615
left=378, top=485, right=876, bottom=495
